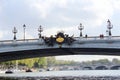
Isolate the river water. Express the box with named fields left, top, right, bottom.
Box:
left=0, top=70, right=120, bottom=80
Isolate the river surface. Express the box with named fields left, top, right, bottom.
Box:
left=0, top=70, right=120, bottom=80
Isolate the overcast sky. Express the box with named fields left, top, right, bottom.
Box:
left=0, top=0, right=120, bottom=62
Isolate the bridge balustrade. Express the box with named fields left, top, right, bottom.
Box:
left=0, top=39, right=39, bottom=46
left=0, top=36, right=120, bottom=47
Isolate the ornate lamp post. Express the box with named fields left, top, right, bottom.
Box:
left=107, top=19, right=113, bottom=36
left=78, top=23, right=84, bottom=37
left=23, top=24, right=26, bottom=40
left=38, top=25, right=43, bottom=38
left=12, top=27, right=17, bottom=40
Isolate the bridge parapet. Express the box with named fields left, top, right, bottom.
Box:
left=1, top=36, right=120, bottom=47
left=0, top=36, right=120, bottom=43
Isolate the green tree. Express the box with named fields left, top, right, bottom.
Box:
left=37, top=57, right=47, bottom=68
left=98, top=59, right=109, bottom=64
left=112, top=58, right=120, bottom=64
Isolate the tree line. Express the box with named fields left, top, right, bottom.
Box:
left=0, top=57, right=120, bottom=69
left=0, top=56, right=78, bottom=69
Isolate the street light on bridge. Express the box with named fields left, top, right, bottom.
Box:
left=12, top=27, right=17, bottom=40
left=78, top=23, right=84, bottom=37
left=38, top=25, right=43, bottom=38
left=107, top=19, right=113, bottom=37
left=23, top=24, right=26, bottom=40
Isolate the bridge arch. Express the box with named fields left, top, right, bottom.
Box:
left=83, top=66, right=93, bottom=70
left=110, top=65, right=120, bottom=70
left=1, top=36, right=120, bottom=62
left=95, top=66, right=108, bottom=70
